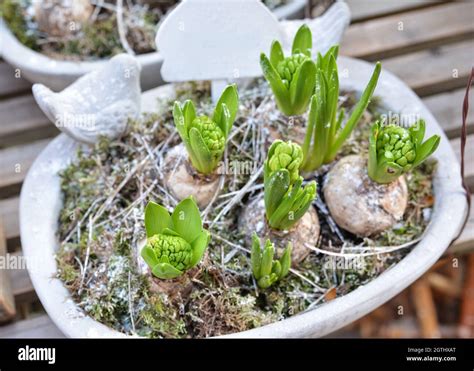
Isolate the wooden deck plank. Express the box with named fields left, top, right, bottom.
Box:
left=0, top=95, right=57, bottom=148
left=423, top=88, right=474, bottom=138
left=6, top=251, right=36, bottom=303
left=0, top=219, right=16, bottom=322
left=345, top=0, right=445, bottom=23
left=0, top=197, right=18, bottom=240
left=0, top=138, right=50, bottom=191
left=381, top=40, right=474, bottom=97
left=0, top=62, right=31, bottom=99
left=0, top=314, right=64, bottom=338
left=342, top=2, right=474, bottom=60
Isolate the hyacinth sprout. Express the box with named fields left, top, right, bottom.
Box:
left=264, top=140, right=317, bottom=230
left=141, top=197, right=210, bottom=279
left=173, top=84, right=239, bottom=175
left=368, top=120, right=440, bottom=184
left=260, top=24, right=316, bottom=116
left=251, top=233, right=291, bottom=289
left=301, top=47, right=381, bottom=171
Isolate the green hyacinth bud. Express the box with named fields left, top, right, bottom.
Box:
left=190, top=116, right=226, bottom=162
left=277, top=53, right=309, bottom=89
left=268, top=141, right=303, bottom=183
left=368, top=120, right=440, bottom=184
left=146, top=234, right=193, bottom=272
left=376, top=125, right=416, bottom=171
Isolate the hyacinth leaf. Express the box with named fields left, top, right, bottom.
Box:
left=257, top=275, right=273, bottom=289
left=377, top=162, right=404, bottom=184
left=413, top=135, right=440, bottom=167
left=270, top=182, right=315, bottom=230
left=317, top=45, right=339, bottom=73
left=409, top=119, right=426, bottom=146
left=260, top=241, right=275, bottom=277
left=251, top=233, right=262, bottom=278
left=260, top=53, right=291, bottom=114
left=268, top=177, right=303, bottom=227
left=302, top=95, right=317, bottom=164
left=171, top=197, right=202, bottom=243
left=292, top=24, right=312, bottom=57
left=280, top=243, right=292, bottom=278
left=368, top=123, right=379, bottom=180
left=290, top=193, right=315, bottom=226
left=189, top=230, right=210, bottom=267
left=213, top=84, right=239, bottom=134
left=272, top=260, right=282, bottom=277
left=151, top=262, right=183, bottom=280
left=141, top=245, right=159, bottom=269
left=216, top=103, right=231, bottom=137
left=188, top=127, right=213, bottom=174
left=313, top=71, right=330, bottom=169
left=250, top=236, right=293, bottom=289
left=161, top=228, right=181, bottom=237
left=289, top=59, right=316, bottom=115
left=173, top=102, right=188, bottom=142
left=264, top=169, right=290, bottom=218
left=265, top=140, right=281, bottom=174
left=183, top=100, right=196, bottom=132
left=326, top=55, right=339, bottom=129
left=145, top=201, right=172, bottom=238
left=327, top=61, right=381, bottom=162
left=270, top=40, right=284, bottom=66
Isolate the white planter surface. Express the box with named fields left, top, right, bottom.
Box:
left=0, top=0, right=307, bottom=91
left=19, top=56, right=468, bottom=338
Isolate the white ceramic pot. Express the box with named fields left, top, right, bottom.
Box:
left=0, top=0, right=307, bottom=91
left=19, top=56, right=468, bottom=338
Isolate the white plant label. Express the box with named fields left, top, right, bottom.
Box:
left=157, top=0, right=282, bottom=82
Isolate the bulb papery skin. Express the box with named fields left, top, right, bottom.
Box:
left=191, top=116, right=225, bottom=161
left=146, top=234, right=193, bottom=272
left=277, top=53, right=309, bottom=89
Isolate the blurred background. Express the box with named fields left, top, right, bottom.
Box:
left=0, top=0, right=472, bottom=338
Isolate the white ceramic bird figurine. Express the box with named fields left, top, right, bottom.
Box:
left=32, top=54, right=142, bottom=144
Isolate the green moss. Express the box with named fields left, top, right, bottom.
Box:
left=0, top=0, right=37, bottom=49
left=187, top=287, right=279, bottom=337
left=59, top=16, right=124, bottom=59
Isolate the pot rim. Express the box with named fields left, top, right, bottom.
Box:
left=19, top=56, right=467, bottom=338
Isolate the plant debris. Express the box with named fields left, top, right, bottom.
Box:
left=56, top=79, right=436, bottom=338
